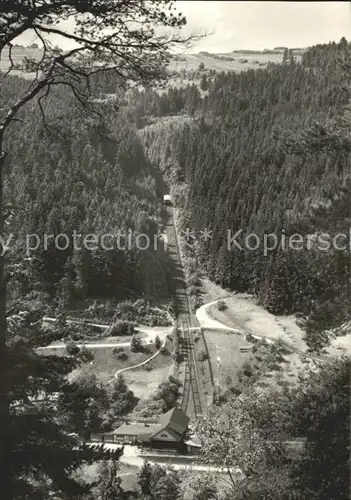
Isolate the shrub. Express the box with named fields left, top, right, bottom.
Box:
left=198, top=350, right=209, bottom=362
left=148, top=316, right=158, bottom=327
left=168, top=375, right=181, bottom=386
left=188, top=272, right=202, bottom=287
left=79, top=346, right=94, bottom=362
left=242, top=361, right=254, bottom=377
left=112, top=320, right=135, bottom=336
left=187, top=285, right=200, bottom=296
left=268, top=362, right=282, bottom=371
left=246, top=333, right=259, bottom=344
left=133, top=299, right=148, bottom=315
left=217, top=300, right=227, bottom=311
left=116, top=352, right=128, bottom=361
left=152, top=377, right=181, bottom=412
left=172, top=347, right=182, bottom=363
left=109, top=376, right=138, bottom=416
left=66, top=340, right=80, bottom=356
left=154, top=335, right=162, bottom=350
left=116, top=300, right=134, bottom=314
left=190, top=295, right=203, bottom=312
left=113, top=347, right=125, bottom=355
left=130, top=335, right=144, bottom=353
left=272, top=338, right=290, bottom=356
left=112, top=300, right=170, bottom=326
left=142, top=345, right=152, bottom=354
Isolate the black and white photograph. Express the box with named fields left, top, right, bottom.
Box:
left=0, top=1, right=350, bottom=499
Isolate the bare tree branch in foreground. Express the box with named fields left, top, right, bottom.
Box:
left=0, top=2, right=205, bottom=498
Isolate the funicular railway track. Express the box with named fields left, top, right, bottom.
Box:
left=164, top=206, right=203, bottom=418
left=178, top=296, right=202, bottom=417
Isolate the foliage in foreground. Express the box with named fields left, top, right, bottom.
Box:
left=198, top=357, right=350, bottom=500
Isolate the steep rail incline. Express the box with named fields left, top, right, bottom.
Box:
left=164, top=206, right=204, bottom=418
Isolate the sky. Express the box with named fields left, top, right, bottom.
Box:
left=16, top=1, right=351, bottom=53
left=177, top=1, right=351, bottom=52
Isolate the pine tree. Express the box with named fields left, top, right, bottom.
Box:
left=200, top=74, right=209, bottom=91
left=155, top=335, right=162, bottom=350
left=8, top=312, right=120, bottom=499
left=108, top=375, right=137, bottom=417
left=288, top=49, right=295, bottom=65
left=97, top=460, right=123, bottom=500
left=0, top=7, right=196, bottom=496
left=130, top=335, right=144, bottom=352
left=137, top=461, right=153, bottom=497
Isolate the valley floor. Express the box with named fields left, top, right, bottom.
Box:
left=200, top=279, right=351, bottom=358
left=196, top=281, right=351, bottom=391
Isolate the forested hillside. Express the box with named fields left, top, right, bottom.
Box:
left=2, top=40, right=350, bottom=340
left=1, top=7, right=349, bottom=496
left=139, top=39, right=351, bottom=347
left=2, top=75, right=171, bottom=311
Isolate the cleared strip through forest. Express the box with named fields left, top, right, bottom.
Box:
left=163, top=205, right=205, bottom=417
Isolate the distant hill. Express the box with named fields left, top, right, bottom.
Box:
left=1, top=46, right=305, bottom=77
left=167, top=49, right=303, bottom=73
left=0, top=45, right=43, bottom=78
left=1, top=45, right=43, bottom=68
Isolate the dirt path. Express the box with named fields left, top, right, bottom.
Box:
left=196, top=301, right=240, bottom=333
left=197, top=295, right=351, bottom=359
left=37, top=341, right=131, bottom=350
left=43, top=316, right=110, bottom=330
left=37, top=325, right=172, bottom=351
left=197, top=297, right=306, bottom=349
left=114, top=337, right=167, bottom=378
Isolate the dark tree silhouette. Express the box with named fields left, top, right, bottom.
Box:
left=0, top=2, right=202, bottom=497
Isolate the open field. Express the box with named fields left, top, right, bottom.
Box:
left=198, top=286, right=350, bottom=392
left=41, top=335, right=175, bottom=407
left=0, top=45, right=42, bottom=80
left=122, top=339, right=174, bottom=399
left=77, top=346, right=157, bottom=384
left=159, top=51, right=303, bottom=92
left=167, top=51, right=302, bottom=72
left=43, top=343, right=160, bottom=385
left=203, top=329, right=253, bottom=389
left=203, top=328, right=306, bottom=393
left=201, top=277, right=232, bottom=303
left=1, top=46, right=303, bottom=84
left=0, top=47, right=296, bottom=73
left=208, top=293, right=308, bottom=351
left=206, top=293, right=351, bottom=358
